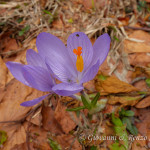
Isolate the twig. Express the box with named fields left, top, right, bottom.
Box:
left=131, top=76, right=147, bottom=85
left=68, top=137, right=76, bottom=150
left=124, top=26, right=150, bottom=32
left=68, top=112, right=83, bottom=129
left=80, top=112, right=91, bottom=128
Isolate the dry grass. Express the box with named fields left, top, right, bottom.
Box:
left=0, top=0, right=148, bottom=75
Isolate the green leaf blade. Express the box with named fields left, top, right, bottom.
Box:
left=91, top=92, right=100, bottom=107
left=81, top=95, right=91, bottom=110
left=66, top=106, right=85, bottom=111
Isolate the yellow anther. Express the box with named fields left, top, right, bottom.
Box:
left=73, top=46, right=84, bottom=72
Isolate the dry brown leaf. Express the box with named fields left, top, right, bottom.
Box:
left=131, top=66, right=146, bottom=79
left=52, top=19, right=63, bottom=30
left=102, top=104, right=114, bottom=114
left=104, top=123, right=115, bottom=136
left=0, top=79, right=32, bottom=122
left=99, top=59, right=111, bottom=75
left=118, top=16, right=130, bottom=26
left=124, top=30, right=150, bottom=53
left=11, top=142, right=28, bottom=150
left=83, top=80, right=96, bottom=92
left=41, top=104, right=63, bottom=134
left=95, top=76, right=138, bottom=94
left=128, top=53, right=150, bottom=67
left=54, top=100, right=77, bottom=134
left=145, top=0, right=150, bottom=2
left=133, top=108, right=150, bottom=148
left=39, top=0, right=47, bottom=8
left=135, top=96, right=150, bottom=108
left=131, top=134, right=147, bottom=150
left=0, top=124, right=26, bottom=150
left=108, top=95, right=143, bottom=106
left=0, top=79, right=45, bottom=122
left=0, top=57, right=7, bottom=89
left=0, top=78, right=46, bottom=149
left=134, top=108, right=150, bottom=137
left=26, top=107, right=42, bottom=126
left=26, top=123, right=51, bottom=150
left=56, top=134, right=82, bottom=150
left=0, top=33, right=19, bottom=53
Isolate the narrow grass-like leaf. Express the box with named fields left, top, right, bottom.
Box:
left=81, top=95, right=91, bottom=110
left=18, top=25, right=30, bottom=36
left=91, top=92, right=100, bottom=107
left=43, top=10, right=53, bottom=16
left=66, top=106, right=85, bottom=111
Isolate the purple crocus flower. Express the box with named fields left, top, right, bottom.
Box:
left=44, top=32, right=111, bottom=96
left=6, top=31, right=110, bottom=107
left=6, top=49, right=55, bottom=107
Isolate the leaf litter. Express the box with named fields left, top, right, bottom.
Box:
left=0, top=0, right=150, bottom=149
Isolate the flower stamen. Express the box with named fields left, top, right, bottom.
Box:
left=73, top=47, right=84, bottom=72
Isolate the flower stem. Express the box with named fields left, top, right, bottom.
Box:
left=70, top=94, right=82, bottom=101
left=81, top=90, right=91, bottom=103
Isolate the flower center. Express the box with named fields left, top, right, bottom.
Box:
left=73, top=47, right=84, bottom=72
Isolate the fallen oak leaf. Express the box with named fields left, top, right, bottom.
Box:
left=0, top=57, right=7, bottom=90
left=134, top=108, right=150, bottom=138
left=0, top=79, right=32, bottom=122
left=95, top=75, right=139, bottom=95
left=124, top=30, right=150, bottom=53
left=0, top=124, right=26, bottom=150
left=135, top=96, right=150, bottom=108
left=0, top=79, right=45, bottom=122
left=41, top=104, right=63, bottom=134
left=55, top=134, right=82, bottom=150
left=108, top=95, right=143, bottom=106
left=131, top=134, right=147, bottom=150
left=54, top=100, right=77, bottom=134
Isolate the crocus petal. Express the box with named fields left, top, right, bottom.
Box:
left=46, top=57, right=76, bottom=83
left=37, top=32, right=76, bottom=83
left=26, top=49, right=46, bottom=68
left=80, top=60, right=100, bottom=83
left=20, top=94, right=49, bottom=107
left=52, top=83, right=83, bottom=96
left=36, top=32, right=69, bottom=61
left=6, top=62, right=30, bottom=86
left=67, top=32, right=93, bottom=72
left=92, top=33, right=111, bottom=65
left=22, top=65, right=53, bottom=91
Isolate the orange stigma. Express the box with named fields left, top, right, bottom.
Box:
left=73, top=47, right=84, bottom=72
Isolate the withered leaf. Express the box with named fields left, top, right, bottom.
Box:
left=54, top=100, right=77, bottom=134
left=0, top=79, right=45, bottom=122
left=135, top=96, right=150, bottom=108
left=108, top=95, right=143, bottom=106
left=56, top=134, right=82, bottom=150
left=41, top=104, right=63, bottom=134
left=124, top=30, right=150, bottom=53
left=95, top=75, right=138, bottom=95
left=0, top=124, right=26, bottom=150
left=0, top=57, right=7, bottom=90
